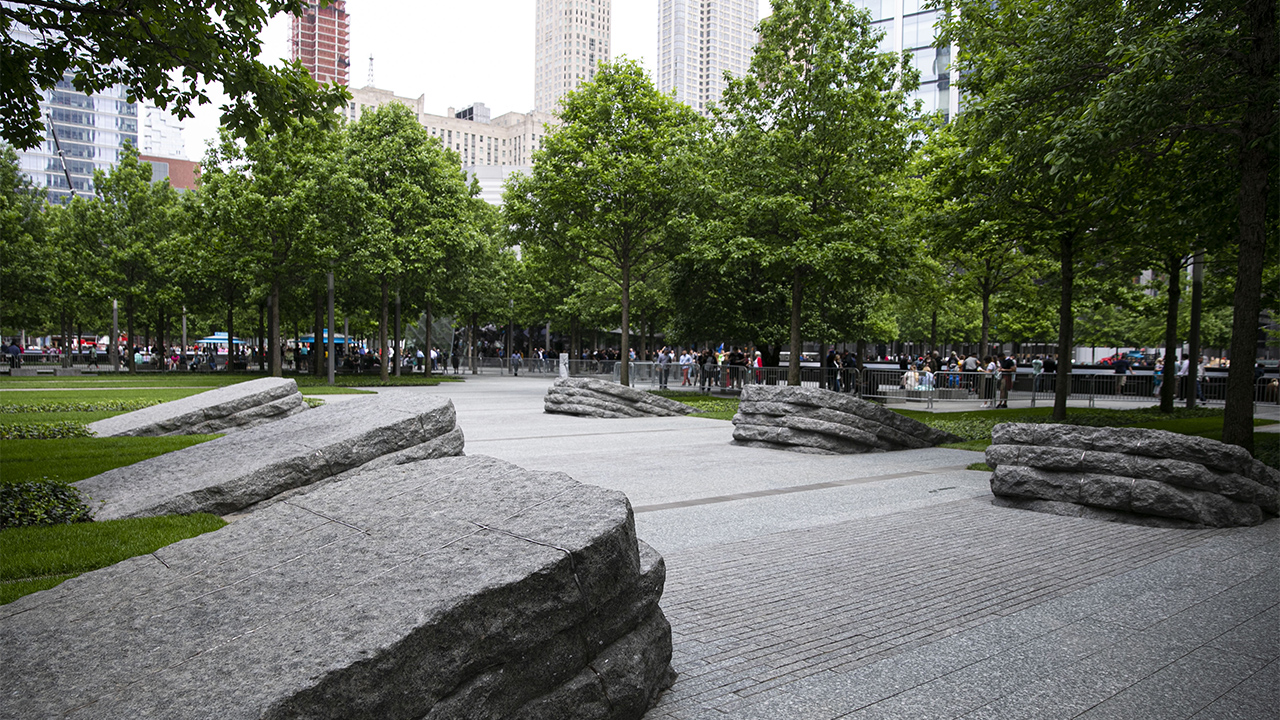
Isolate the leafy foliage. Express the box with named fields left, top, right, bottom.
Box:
left=0, top=400, right=159, bottom=414
left=1, top=0, right=349, bottom=149
left=0, top=422, right=93, bottom=440
left=0, top=481, right=92, bottom=529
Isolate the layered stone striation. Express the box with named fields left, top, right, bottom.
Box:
left=545, top=377, right=699, bottom=418
left=88, top=377, right=307, bottom=437
left=2, top=455, right=674, bottom=719
left=76, top=394, right=464, bottom=520
left=731, top=385, right=960, bottom=454
left=986, top=423, right=1280, bottom=528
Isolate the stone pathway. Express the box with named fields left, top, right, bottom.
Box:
left=405, top=375, right=1278, bottom=719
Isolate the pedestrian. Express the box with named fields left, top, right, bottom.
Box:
left=1177, top=353, right=1191, bottom=400
left=997, top=353, right=1017, bottom=408
left=657, top=347, right=671, bottom=389
left=1113, top=354, right=1131, bottom=396
left=980, top=356, right=996, bottom=408
left=512, top=350, right=522, bottom=376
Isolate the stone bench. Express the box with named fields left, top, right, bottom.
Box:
left=3, top=455, right=674, bottom=719
left=986, top=423, right=1280, bottom=528
left=76, top=394, right=464, bottom=520
left=731, top=385, right=961, bottom=454
left=88, top=377, right=307, bottom=437
left=545, top=377, right=698, bottom=418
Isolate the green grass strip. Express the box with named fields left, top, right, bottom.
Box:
left=0, top=435, right=220, bottom=485
left=649, top=390, right=741, bottom=420
left=0, top=513, right=226, bottom=604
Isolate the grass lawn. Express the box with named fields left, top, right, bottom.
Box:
left=1, top=435, right=220, bottom=484
left=649, top=390, right=741, bottom=420
left=0, top=514, right=226, bottom=604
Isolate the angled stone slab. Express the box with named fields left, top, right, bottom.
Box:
left=986, top=423, right=1279, bottom=528
left=88, top=377, right=306, bottom=437
left=2, top=455, right=673, bottom=720
left=544, top=377, right=698, bottom=418
left=75, top=394, right=463, bottom=520
left=731, top=385, right=959, bottom=454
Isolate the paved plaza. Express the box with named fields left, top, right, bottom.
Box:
left=365, top=375, right=1279, bottom=719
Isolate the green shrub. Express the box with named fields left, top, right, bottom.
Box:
left=0, top=481, right=93, bottom=529
left=0, top=421, right=93, bottom=440
left=0, top=399, right=160, bottom=414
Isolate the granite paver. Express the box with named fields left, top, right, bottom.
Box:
left=402, top=376, right=1279, bottom=720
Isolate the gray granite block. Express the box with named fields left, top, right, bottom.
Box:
left=2, top=455, right=674, bottom=720
left=986, top=423, right=1278, bottom=528
left=88, top=377, right=306, bottom=437
left=75, top=394, right=463, bottom=520
left=544, top=377, right=698, bottom=418
left=730, top=386, right=959, bottom=454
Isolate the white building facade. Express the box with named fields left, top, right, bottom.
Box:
left=849, top=0, right=959, bottom=121
left=347, top=86, right=557, bottom=205
left=535, top=0, right=612, bottom=113
left=657, top=0, right=758, bottom=116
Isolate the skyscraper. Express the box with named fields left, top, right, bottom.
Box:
left=290, top=0, right=351, bottom=86
left=535, top=0, right=612, bottom=113
left=849, top=0, right=958, bottom=121
left=657, top=0, right=758, bottom=116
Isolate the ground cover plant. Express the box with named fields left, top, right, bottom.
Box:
left=649, top=390, right=741, bottom=420
left=0, top=514, right=226, bottom=605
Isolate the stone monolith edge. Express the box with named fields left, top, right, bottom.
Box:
left=544, top=377, right=699, bottom=418
left=88, top=377, right=307, bottom=437
left=731, top=385, right=960, bottom=454
left=986, top=423, right=1280, bottom=528
left=76, top=394, right=464, bottom=520
left=2, top=455, right=674, bottom=719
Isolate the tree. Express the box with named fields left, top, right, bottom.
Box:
left=346, top=103, right=476, bottom=381
left=198, top=119, right=354, bottom=376
left=0, top=144, right=49, bottom=332
left=504, top=59, right=706, bottom=386
left=90, top=145, right=179, bottom=372
left=941, top=0, right=1277, bottom=447
left=713, top=0, right=919, bottom=386
left=1, top=0, right=349, bottom=150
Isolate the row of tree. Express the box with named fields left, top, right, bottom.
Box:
left=1, top=104, right=510, bottom=382
left=1, top=0, right=1273, bottom=450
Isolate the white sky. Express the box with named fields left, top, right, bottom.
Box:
left=183, top=0, right=667, bottom=159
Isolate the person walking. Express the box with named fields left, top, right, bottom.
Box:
left=1113, top=354, right=1132, bottom=396
left=657, top=347, right=672, bottom=389
left=997, top=353, right=1017, bottom=408
left=1177, top=353, right=1191, bottom=400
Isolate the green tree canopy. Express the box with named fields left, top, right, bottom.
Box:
left=711, top=0, right=919, bottom=385
left=1, top=0, right=350, bottom=149
left=504, top=59, right=707, bottom=385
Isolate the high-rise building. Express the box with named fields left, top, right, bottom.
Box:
left=15, top=74, right=139, bottom=203
left=657, top=0, right=758, bottom=116
left=290, top=0, right=351, bottom=86
left=849, top=0, right=958, bottom=121
left=535, top=0, right=612, bottom=113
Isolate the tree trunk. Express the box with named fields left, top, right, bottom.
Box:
left=788, top=266, right=803, bottom=386
left=980, top=283, right=991, bottom=361
left=1053, top=233, right=1075, bottom=421
left=394, top=290, right=402, bottom=378
left=1160, top=254, right=1182, bottom=413
left=379, top=276, right=390, bottom=382
left=269, top=283, right=281, bottom=377
left=126, top=297, right=135, bottom=374
left=1223, top=0, right=1275, bottom=451
left=258, top=302, right=266, bottom=372
left=930, top=309, right=938, bottom=358
left=313, top=290, right=323, bottom=377
left=425, top=302, right=433, bottom=375
left=469, top=312, right=478, bottom=374
left=1187, top=250, right=1203, bottom=409
left=227, top=287, right=235, bottom=373
left=620, top=266, right=631, bottom=387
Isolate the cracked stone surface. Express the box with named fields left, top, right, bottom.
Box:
left=731, top=385, right=960, bottom=454
left=2, top=455, right=673, bottom=720
left=986, top=423, right=1280, bottom=528
left=545, top=377, right=699, bottom=419
left=88, top=377, right=307, bottom=437
left=75, top=394, right=463, bottom=520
